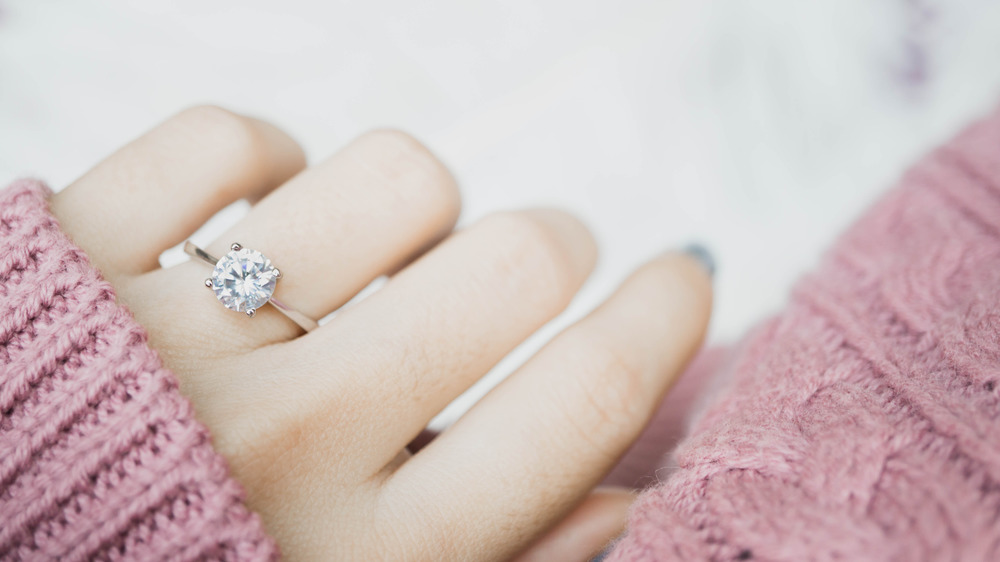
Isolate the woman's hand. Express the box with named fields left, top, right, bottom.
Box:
left=49, top=106, right=712, bottom=561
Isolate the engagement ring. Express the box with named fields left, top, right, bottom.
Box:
left=184, top=241, right=318, bottom=332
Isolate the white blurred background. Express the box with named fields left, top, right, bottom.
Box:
left=3, top=0, right=1000, bottom=421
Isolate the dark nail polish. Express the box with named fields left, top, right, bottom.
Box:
left=682, top=243, right=715, bottom=277
left=590, top=542, right=615, bottom=562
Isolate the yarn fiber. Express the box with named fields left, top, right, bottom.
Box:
left=606, top=108, right=1000, bottom=560
left=0, top=179, right=276, bottom=561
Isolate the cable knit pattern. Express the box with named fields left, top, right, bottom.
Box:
left=606, top=109, right=1000, bottom=561
left=0, top=179, right=276, bottom=561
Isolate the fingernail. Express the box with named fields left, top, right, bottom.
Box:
left=590, top=543, right=614, bottom=562
left=682, top=242, right=715, bottom=277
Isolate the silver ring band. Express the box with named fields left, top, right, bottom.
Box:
left=184, top=241, right=319, bottom=332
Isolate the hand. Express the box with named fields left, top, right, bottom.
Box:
left=49, top=106, right=712, bottom=561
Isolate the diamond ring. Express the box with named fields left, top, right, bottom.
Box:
left=184, top=241, right=318, bottom=332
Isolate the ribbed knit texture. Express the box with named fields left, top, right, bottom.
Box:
left=0, top=179, right=276, bottom=561
left=606, top=108, right=1000, bottom=561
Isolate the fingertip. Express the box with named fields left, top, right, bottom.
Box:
left=593, top=249, right=713, bottom=395
left=247, top=116, right=308, bottom=187
left=680, top=242, right=716, bottom=278
left=519, top=208, right=599, bottom=280
left=620, top=250, right=714, bottom=335
left=664, top=247, right=715, bottom=320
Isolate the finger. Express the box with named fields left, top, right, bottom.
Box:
left=278, top=210, right=596, bottom=464
left=138, top=129, right=461, bottom=353
left=247, top=209, right=596, bottom=471
left=513, top=487, right=634, bottom=562
left=50, top=105, right=305, bottom=277
left=385, top=252, right=712, bottom=561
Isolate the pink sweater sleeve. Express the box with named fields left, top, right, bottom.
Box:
left=0, top=180, right=276, bottom=561
left=606, top=109, right=1000, bottom=560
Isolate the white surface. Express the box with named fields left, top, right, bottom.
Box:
left=3, top=1, right=1000, bottom=422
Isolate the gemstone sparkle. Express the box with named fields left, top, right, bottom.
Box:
left=210, top=247, right=278, bottom=313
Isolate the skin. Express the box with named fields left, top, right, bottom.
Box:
left=48, top=106, right=713, bottom=561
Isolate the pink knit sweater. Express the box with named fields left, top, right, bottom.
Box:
left=0, top=180, right=276, bottom=560
left=3, top=108, right=1000, bottom=561
left=604, top=109, right=1000, bottom=561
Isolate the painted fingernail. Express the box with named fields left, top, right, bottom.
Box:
left=590, top=543, right=614, bottom=562
left=682, top=242, right=715, bottom=277
left=591, top=531, right=628, bottom=562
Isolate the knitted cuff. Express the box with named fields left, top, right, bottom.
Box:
left=608, top=108, right=1000, bottom=561
left=0, top=180, right=276, bottom=561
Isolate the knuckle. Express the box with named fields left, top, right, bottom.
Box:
left=644, top=256, right=711, bottom=301
left=563, top=337, right=648, bottom=449
left=171, top=105, right=264, bottom=167
left=356, top=128, right=461, bottom=220
left=480, top=211, right=580, bottom=306
left=362, top=128, right=435, bottom=165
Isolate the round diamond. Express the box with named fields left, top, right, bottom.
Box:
left=210, top=248, right=278, bottom=313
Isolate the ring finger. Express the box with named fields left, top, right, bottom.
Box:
left=135, top=128, right=461, bottom=404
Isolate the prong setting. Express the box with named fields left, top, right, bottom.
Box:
left=186, top=240, right=318, bottom=331
left=204, top=243, right=277, bottom=318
